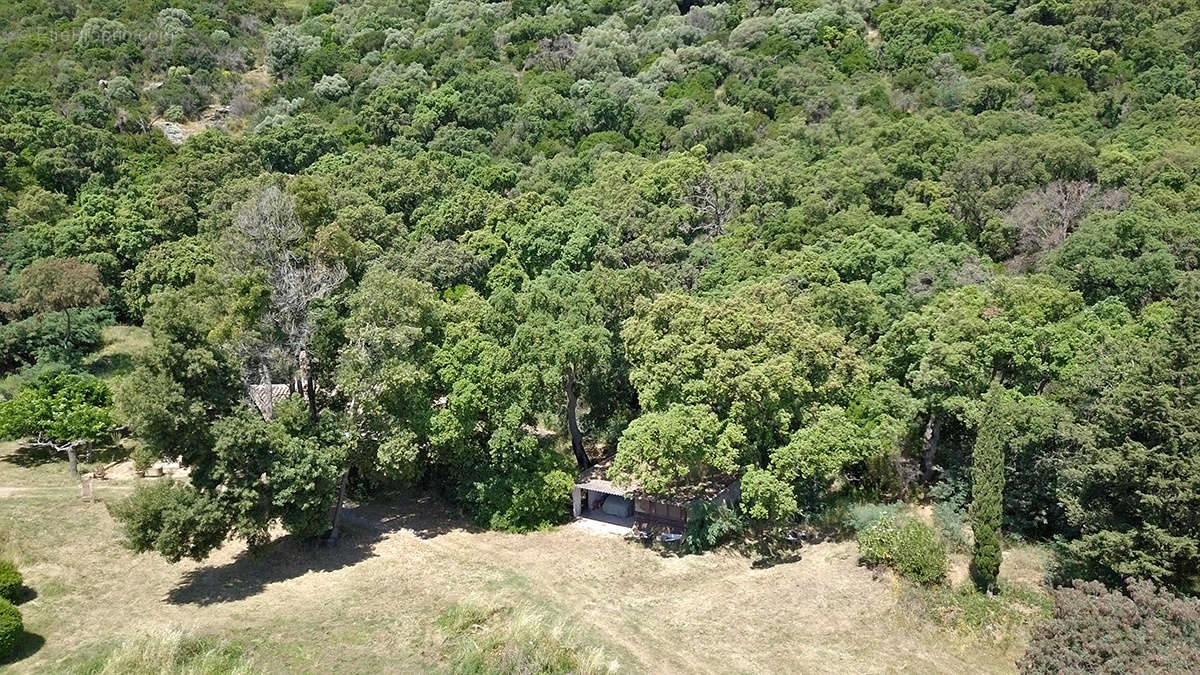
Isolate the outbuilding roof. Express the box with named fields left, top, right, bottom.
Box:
left=575, top=454, right=738, bottom=504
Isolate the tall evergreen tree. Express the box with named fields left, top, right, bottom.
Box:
left=971, top=390, right=1008, bottom=592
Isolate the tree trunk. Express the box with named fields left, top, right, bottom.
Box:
left=298, top=348, right=318, bottom=423
left=305, top=371, right=318, bottom=422
left=65, top=443, right=79, bottom=479
left=327, top=468, right=349, bottom=544
left=921, top=413, right=943, bottom=483
left=64, top=307, right=72, bottom=350
left=565, top=368, right=589, bottom=470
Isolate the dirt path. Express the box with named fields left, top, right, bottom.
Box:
left=0, top=485, right=134, bottom=497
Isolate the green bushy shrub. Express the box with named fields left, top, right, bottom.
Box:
left=470, top=444, right=574, bottom=533
left=932, top=501, right=971, bottom=553
left=929, top=473, right=972, bottom=552
left=108, top=481, right=229, bottom=563
left=0, top=561, right=21, bottom=603
left=844, top=502, right=905, bottom=533
left=683, top=501, right=745, bottom=553
left=857, top=515, right=947, bottom=586
left=1020, top=579, right=1200, bottom=673
left=0, top=308, right=112, bottom=374
left=474, top=467, right=573, bottom=532
left=130, top=444, right=160, bottom=472
left=0, top=598, right=22, bottom=659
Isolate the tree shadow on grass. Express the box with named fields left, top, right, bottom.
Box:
left=85, top=352, right=136, bottom=380
left=166, top=493, right=477, bottom=607
left=1, top=444, right=60, bottom=468
left=1, top=443, right=127, bottom=469
left=1, top=631, right=45, bottom=666
left=10, top=584, right=37, bottom=605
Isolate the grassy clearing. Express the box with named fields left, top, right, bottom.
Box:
left=84, top=325, right=151, bottom=383
left=0, top=459, right=1046, bottom=673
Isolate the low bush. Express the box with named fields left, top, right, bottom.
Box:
left=932, top=501, right=971, bottom=553
left=683, top=502, right=745, bottom=553
left=129, top=444, right=160, bottom=472
left=929, top=474, right=972, bottom=553
left=0, top=561, right=22, bottom=603
left=1020, top=578, right=1200, bottom=674
left=0, top=598, right=21, bottom=660
left=844, top=502, right=905, bottom=533
left=471, top=465, right=574, bottom=532
left=857, top=515, right=947, bottom=586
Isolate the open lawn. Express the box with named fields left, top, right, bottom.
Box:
left=0, top=453, right=1045, bottom=674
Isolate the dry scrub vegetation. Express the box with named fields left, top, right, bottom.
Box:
left=0, top=454, right=1043, bottom=674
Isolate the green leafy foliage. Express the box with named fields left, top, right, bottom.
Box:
left=0, top=561, right=21, bottom=603
left=1056, top=276, right=1200, bottom=590
left=683, top=502, right=745, bottom=554
left=0, top=598, right=20, bottom=660
left=0, top=0, right=1196, bottom=587
left=970, top=392, right=1007, bottom=592
left=741, top=467, right=798, bottom=524
left=611, top=404, right=742, bottom=495
left=0, top=372, right=114, bottom=449
left=108, top=480, right=230, bottom=563
left=0, top=308, right=110, bottom=374
left=857, top=515, right=948, bottom=586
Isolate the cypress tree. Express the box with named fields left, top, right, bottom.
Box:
left=970, top=395, right=1007, bottom=592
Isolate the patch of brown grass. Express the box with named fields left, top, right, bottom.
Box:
left=1, top=477, right=1039, bottom=674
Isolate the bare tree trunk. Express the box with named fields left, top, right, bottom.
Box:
left=921, top=413, right=943, bottom=483
left=565, top=368, right=589, bottom=470
left=64, top=307, right=72, bottom=350
left=305, top=371, right=317, bottom=422
left=65, top=443, right=79, bottom=479
left=328, top=468, right=349, bottom=543
left=298, top=348, right=317, bottom=423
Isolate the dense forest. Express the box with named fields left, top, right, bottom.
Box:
left=1, top=0, right=1199, bottom=619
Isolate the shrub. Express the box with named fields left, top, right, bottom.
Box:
left=932, top=501, right=972, bottom=553
left=130, top=444, right=159, bottom=472
left=683, top=502, right=744, bottom=553
left=857, top=515, right=947, bottom=586
left=0, top=598, right=21, bottom=660
left=1020, top=579, right=1200, bottom=674
left=0, top=561, right=21, bottom=603
left=313, top=74, right=350, bottom=99
left=469, top=441, right=574, bottom=532
left=844, top=502, right=905, bottom=533
left=108, top=481, right=229, bottom=563
left=929, top=472, right=972, bottom=552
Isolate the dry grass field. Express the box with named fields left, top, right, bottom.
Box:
left=0, top=445, right=1045, bottom=674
